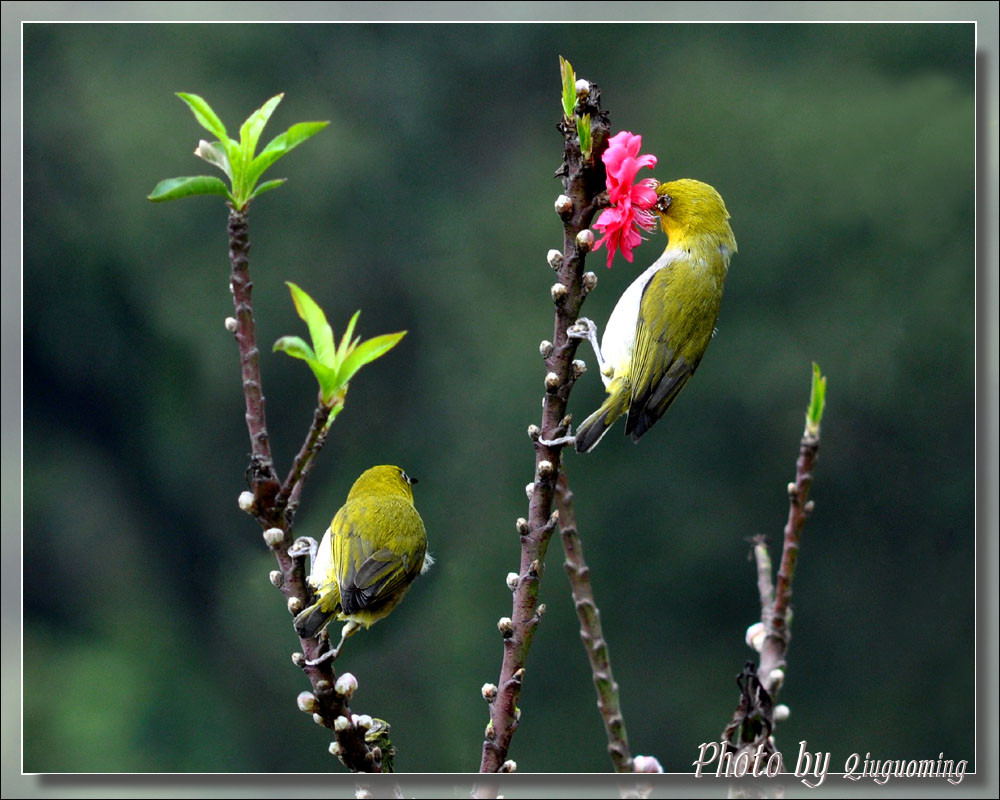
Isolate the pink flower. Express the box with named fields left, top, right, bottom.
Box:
left=593, top=131, right=658, bottom=268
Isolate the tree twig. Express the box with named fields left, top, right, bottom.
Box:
left=477, top=78, right=611, bottom=778
left=227, top=206, right=383, bottom=772
left=554, top=469, right=633, bottom=772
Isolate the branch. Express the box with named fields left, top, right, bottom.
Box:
left=554, top=470, right=633, bottom=772
left=228, top=207, right=281, bottom=519
left=477, top=76, right=611, bottom=777
left=723, top=365, right=826, bottom=760
left=228, top=207, right=384, bottom=772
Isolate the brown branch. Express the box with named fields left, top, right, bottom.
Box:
left=227, top=206, right=383, bottom=772
left=477, top=78, right=612, bottom=777
left=554, top=470, right=632, bottom=772
left=759, top=429, right=819, bottom=686
left=723, top=418, right=821, bottom=760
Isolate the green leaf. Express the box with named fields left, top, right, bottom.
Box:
left=239, top=93, right=284, bottom=164
left=338, top=310, right=361, bottom=364
left=577, top=113, right=592, bottom=161
left=247, top=121, right=330, bottom=189
left=806, top=362, right=827, bottom=437
left=274, top=335, right=339, bottom=401
left=194, top=140, right=231, bottom=178
left=247, top=178, right=287, bottom=201
left=337, top=331, right=406, bottom=388
left=285, top=282, right=335, bottom=365
left=559, top=55, right=575, bottom=118
left=147, top=175, right=232, bottom=202
left=272, top=335, right=315, bottom=362
left=177, top=93, right=229, bottom=141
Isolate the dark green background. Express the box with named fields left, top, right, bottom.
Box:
left=22, top=22, right=975, bottom=774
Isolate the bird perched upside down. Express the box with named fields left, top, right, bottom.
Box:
left=293, top=465, right=432, bottom=662
left=572, top=178, right=737, bottom=453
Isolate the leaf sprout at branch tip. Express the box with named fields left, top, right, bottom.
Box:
left=273, top=282, right=406, bottom=407
left=147, top=92, right=329, bottom=210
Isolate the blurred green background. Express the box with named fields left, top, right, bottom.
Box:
left=22, top=22, right=975, bottom=774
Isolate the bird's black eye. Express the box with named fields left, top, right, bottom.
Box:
left=401, top=470, right=417, bottom=486
left=656, top=194, right=673, bottom=213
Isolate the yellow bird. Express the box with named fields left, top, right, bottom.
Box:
left=573, top=179, right=737, bottom=452
left=294, top=465, right=432, bottom=660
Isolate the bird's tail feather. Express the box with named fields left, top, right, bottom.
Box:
left=575, top=380, right=630, bottom=453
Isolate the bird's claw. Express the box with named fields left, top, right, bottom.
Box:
left=288, top=536, right=318, bottom=562
left=538, top=434, right=577, bottom=448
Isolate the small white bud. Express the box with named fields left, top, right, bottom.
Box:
left=312, top=712, right=325, bottom=726
left=527, top=424, right=541, bottom=440
left=768, top=668, right=785, bottom=692
left=633, top=755, right=664, bottom=773
left=224, top=316, right=238, bottom=333
left=515, top=518, right=530, bottom=535
left=287, top=596, right=303, bottom=615
left=575, top=78, right=591, bottom=97
left=297, top=691, right=318, bottom=713
left=291, top=652, right=306, bottom=667
left=745, top=622, right=766, bottom=652
left=269, top=570, right=283, bottom=587
left=263, top=527, right=284, bottom=548
left=544, top=371, right=560, bottom=390
left=535, top=604, right=546, bottom=619
left=500, top=759, right=517, bottom=773
left=229, top=281, right=234, bottom=295
left=538, top=460, right=554, bottom=478
left=329, top=741, right=344, bottom=756
left=506, top=572, right=520, bottom=591
left=575, top=229, right=595, bottom=251
left=572, top=359, right=586, bottom=378
left=238, top=491, right=256, bottom=514
left=513, top=705, right=521, bottom=722
left=550, top=282, right=568, bottom=303
left=525, top=482, right=535, bottom=499
left=554, top=194, right=573, bottom=216
left=335, top=672, right=358, bottom=698
left=485, top=719, right=495, bottom=739
left=333, top=715, right=351, bottom=732
left=353, top=714, right=373, bottom=730
left=787, top=482, right=797, bottom=496
left=539, top=340, right=553, bottom=358
left=547, top=249, right=563, bottom=270
left=774, top=703, right=790, bottom=722
left=582, top=271, right=597, bottom=293
left=481, top=683, right=498, bottom=702
left=497, top=617, right=514, bottom=637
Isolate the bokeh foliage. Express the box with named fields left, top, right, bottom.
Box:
left=23, top=23, right=974, bottom=772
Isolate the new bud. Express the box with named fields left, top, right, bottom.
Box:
left=481, top=683, right=498, bottom=702
left=263, top=527, right=284, bottom=548
left=547, top=249, right=563, bottom=270
left=497, top=617, right=514, bottom=637
left=554, top=194, right=573, bottom=217
left=634, top=755, right=664, bottom=773
left=575, top=229, right=595, bottom=251
left=335, top=672, right=358, bottom=698
left=539, top=340, right=553, bottom=358
left=506, top=572, right=519, bottom=591
left=297, top=692, right=318, bottom=713
left=538, top=460, right=554, bottom=478
left=515, top=518, right=530, bottom=535
left=287, top=596, right=303, bottom=615
left=238, top=491, right=256, bottom=514
left=774, top=704, right=790, bottom=722
left=550, top=282, right=568, bottom=303
left=745, top=622, right=766, bottom=652
left=582, top=271, right=597, bottom=293
left=544, top=371, right=560, bottom=390
left=224, top=316, right=238, bottom=333
left=269, top=570, right=283, bottom=587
